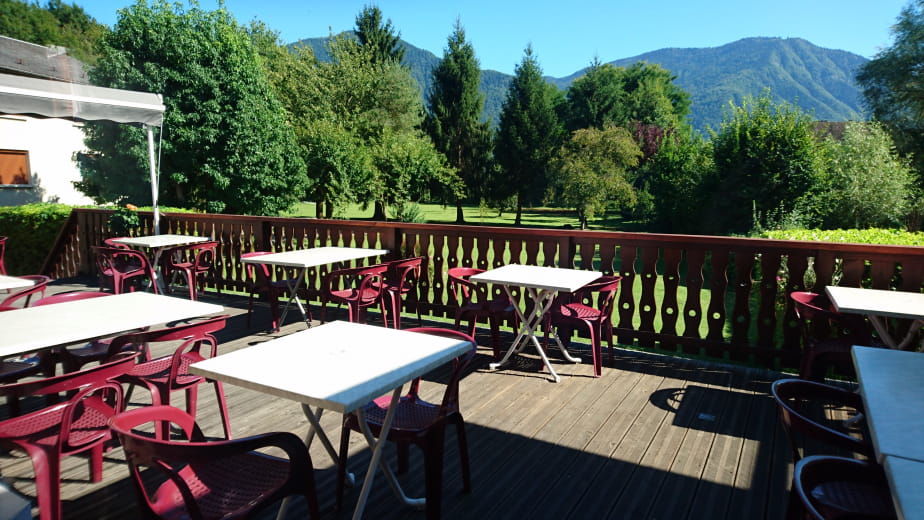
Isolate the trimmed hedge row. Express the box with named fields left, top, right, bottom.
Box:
left=0, top=203, right=73, bottom=275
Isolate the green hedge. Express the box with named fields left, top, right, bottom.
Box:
left=761, top=228, right=924, bottom=246
left=0, top=203, right=73, bottom=275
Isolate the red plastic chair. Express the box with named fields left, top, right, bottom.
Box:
left=93, top=246, right=159, bottom=294
left=447, top=267, right=517, bottom=359
left=543, top=275, right=621, bottom=377
left=241, top=251, right=302, bottom=331
left=771, top=378, right=873, bottom=464
left=162, top=241, right=218, bottom=300
left=0, top=351, right=138, bottom=520
left=109, top=405, right=320, bottom=520
left=0, top=274, right=51, bottom=308
left=0, top=275, right=54, bottom=413
left=337, top=328, right=476, bottom=519
left=791, top=455, right=896, bottom=520
left=32, top=291, right=141, bottom=374
left=320, top=263, right=389, bottom=324
left=0, top=235, right=7, bottom=275
left=790, top=291, right=876, bottom=381
left=113, top=315, right=233, bottom=440
left=378, top=256, right=425, bottom=329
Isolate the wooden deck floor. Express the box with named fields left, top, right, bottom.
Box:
left=2, top=280, right=796, bottom=519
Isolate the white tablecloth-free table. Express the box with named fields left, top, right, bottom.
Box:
left=111, top=234, right=210, bottom=293
left=470, top=264, right=601, bottom=383
left=0, top=291, right=223, bottom=359
left=826, top=286, right=924, bottom=350
left=189, top=320, right=472, bottom=520
left=852, top=345, right=924, bottom=520
left=0, top=275, right=34, bottom=291
left=240, top=246, right=387, bottom=329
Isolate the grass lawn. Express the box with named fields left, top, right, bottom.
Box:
left=285, top=201, right=648, bottom=230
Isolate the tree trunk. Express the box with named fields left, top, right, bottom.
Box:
left=372, top=201, right=387, bottom=221
left=455, top=200, right=466, bottom=224
left=514, top=196, right=523, bottom=226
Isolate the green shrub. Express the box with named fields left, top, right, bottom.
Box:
left=0, top=203, right=73, bottom=275
left=761, top=228, right=924, bottom=246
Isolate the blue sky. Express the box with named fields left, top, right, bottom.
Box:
left=83, top=0, right=910, bottom=78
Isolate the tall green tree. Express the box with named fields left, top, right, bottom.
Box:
left=551, top=124, right=642, bottom=229
left=495, top=45, right=565, bottom=225
left=857, top=0, right=924, bottom=179
left=354, top=5, right=405, bottom=65
left=706, top=92, right=823, bottom=234
left=78, top=0, right=306, bottom=215
left=425, top=20, right=492, bottom=223
left=564, top=61, right=690, bottom=132
left=0, top=0, right=107, bottom=64
left=814, top=122, right=915, bottom=229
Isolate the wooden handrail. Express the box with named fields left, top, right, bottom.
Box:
left=44, top=208, right=924, bottom=372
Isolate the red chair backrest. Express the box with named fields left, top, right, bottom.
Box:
left=447, top=267, right=489, bottom=305
left=0, top=350, right=139, bottom=402
left=103, top=237, right=133, bottom=250
left=33, top=290, right=111, bottom=306
left=790, top=291, right=870, bottom=343
left=241, top=251, right=276, bottom=283
left=403, top=328, right=477, bottom=414
left=106, top=314, right=229, bottom=360
left=93, top=245, right=153, bottom=273
left=386, top=256, right=424, bottom=286
left=0, top=274, right=52, bottom=308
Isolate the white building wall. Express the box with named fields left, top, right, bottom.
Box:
left=0, top=114, right=95, bottom=206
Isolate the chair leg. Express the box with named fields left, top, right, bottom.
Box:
left=587, top=320, right=602, bottom=377
left=212, top=380, right=233, bottom=439
left=454, top=415, right=471, bottom=493
left=31, top=450, right=62, bottom=520
left=423, top=428, right=446, bottom=520
left=89, top=443, right=104, bottom=482
left=337, top=423, right=351, bottom=510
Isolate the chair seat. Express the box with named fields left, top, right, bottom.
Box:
left=0, top=399, right=113, bottom=448
left=810, top=479, right=895, bottom=518
left=124, top=353, right=204, bottom=387
left=0, top=359, right=42, bottom=381
left=554, top=302, right=603, bottom=320
left=328, top=287, right=381, bottom=305
left=365, top=395, right=441, bottom=432
left=150, top=451, right=291, bottom=518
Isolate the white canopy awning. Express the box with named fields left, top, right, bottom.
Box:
left=0, top=72, right=167, bottom=232
left=0, top=72, right=164, bottom=125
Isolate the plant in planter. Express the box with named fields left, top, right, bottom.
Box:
left=108, top=203, right=140, bottom=236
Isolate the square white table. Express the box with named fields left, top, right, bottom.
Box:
left=826, top=286, right=924, bottom=350
left=0, top=291, right=223, bottom=359
left=0, top=275, right=33, bottom=291
left=241, top=246, right=387, bottom=329
left=470, top=264, right=602, bottom=383
left=111, top=234, right=210, bottom=293
left=852, top=345, right=924, bottom=520
left=189, top=320, right=472, bottom=520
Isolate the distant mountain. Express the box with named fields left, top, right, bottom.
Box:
left=291, top=35, right=868, bottom=132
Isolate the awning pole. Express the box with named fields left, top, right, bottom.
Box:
left=146, top=124, right=160, bottom=234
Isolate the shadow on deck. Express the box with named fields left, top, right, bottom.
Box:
left=1, top=280, right=795, bottom=519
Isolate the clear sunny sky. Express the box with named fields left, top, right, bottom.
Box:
left=82, top=0, right=910, bottom=78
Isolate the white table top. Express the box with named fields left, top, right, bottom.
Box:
left=0, top=275, right=34, bottom=291
left=0, top=292, right=223, bottom=358
left=826, top=286, right=924, bottom=321
left=883, top=455, right=924, bottom=520
left=189, top=321, right=471, bottom=413
left=852, top=346, right=924, bottom=463
left=469, top=264, right=602, bottom=293
left=240, top=246, right=388, bottom=269
left=111, top=234, right=209, bottom=249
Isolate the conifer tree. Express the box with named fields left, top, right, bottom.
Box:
left=495, top=46, right=565, bottom=225
left=354, top=5, right=405, bottom=65
left=425, top=20, right=492, bottom=223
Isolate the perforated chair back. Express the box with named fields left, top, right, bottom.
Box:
left=0, top=274, right=52, bottom=308
left=771, top=378, right=873, bottom=463
left=109, top=405, right=320, bottom=520
left=93, top=246, right=158, bottom=294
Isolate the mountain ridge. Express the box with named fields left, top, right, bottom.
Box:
left=291, top=35, right=868, bottom=131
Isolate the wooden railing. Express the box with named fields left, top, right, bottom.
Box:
left=42, top=208, right=924, bottom=371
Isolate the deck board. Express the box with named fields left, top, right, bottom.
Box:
left=0, top=281, right=801, bottom=520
